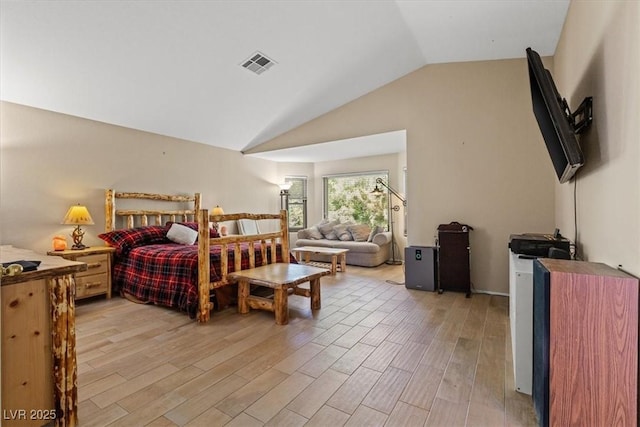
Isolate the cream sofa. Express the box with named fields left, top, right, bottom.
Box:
left=295, top=221, right=392, bottom=267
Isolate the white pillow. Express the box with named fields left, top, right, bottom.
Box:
left=237, top=219, right=260, bottom=235
left=166, top=223, right=198, bottom=245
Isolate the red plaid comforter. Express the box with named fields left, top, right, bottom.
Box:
left=112, top=242, right=287, bottom=317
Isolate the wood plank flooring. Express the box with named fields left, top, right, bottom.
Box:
left=75, top=264, right=537, bottom=426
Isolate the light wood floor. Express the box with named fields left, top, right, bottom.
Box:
left=75, top=264, right=537, bottom=426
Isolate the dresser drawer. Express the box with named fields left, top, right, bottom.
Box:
left=74, top=254, right=109, bottom=278
left=75, top=273, right=108, bottom=299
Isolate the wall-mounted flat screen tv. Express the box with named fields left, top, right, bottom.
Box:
left=526, top=47, right=592, bottom=183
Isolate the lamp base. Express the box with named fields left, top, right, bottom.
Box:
left=70, top=225, right=87, bottom=250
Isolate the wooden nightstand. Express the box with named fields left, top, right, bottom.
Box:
left=47, top=246, right=115, bottom=299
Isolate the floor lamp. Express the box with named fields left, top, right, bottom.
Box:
left=371, top=177, right=406, bottom=266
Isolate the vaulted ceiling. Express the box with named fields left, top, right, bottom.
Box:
left=1, top=1, right=569, bottom=161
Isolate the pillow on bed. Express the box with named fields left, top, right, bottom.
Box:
left=98, top=225, right=169, bottom=255
left=166, top=223, right=198, bottom=245
left=166, top=222, right=220, bottom=238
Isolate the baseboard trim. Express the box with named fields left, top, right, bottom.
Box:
left=472, top=289, right=509, bottom=297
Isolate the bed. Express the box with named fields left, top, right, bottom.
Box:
left=101, top=189, right=290, bottom=322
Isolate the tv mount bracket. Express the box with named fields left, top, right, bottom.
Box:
left=562, top=96, right=593, bottom=134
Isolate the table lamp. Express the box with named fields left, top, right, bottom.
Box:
left=62, top=204, right=94, bottom=250
left=211, top=205, right=224, bottom=232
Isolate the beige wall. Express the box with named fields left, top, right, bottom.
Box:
left=0, top=102, right=281, bottom=254
left=253, top=58, right=556, bottom=294
left=553, top=0, right=639, bottom=276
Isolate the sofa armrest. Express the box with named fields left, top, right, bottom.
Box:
left=372, top=231, right=392, bottom=246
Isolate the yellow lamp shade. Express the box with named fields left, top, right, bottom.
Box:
left=62, top=205, right=95, bottom=225
left=211, top=205, right=224, bottom=216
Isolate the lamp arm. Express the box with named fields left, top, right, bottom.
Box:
left=376, top=178, right=406, bottom=206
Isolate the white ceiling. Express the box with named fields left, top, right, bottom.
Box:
left=0, top=0, right=569, bottom=162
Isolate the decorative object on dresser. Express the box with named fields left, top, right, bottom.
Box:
left=533, top=259, right=638, bottom=427
left=47, top=246, right=115, bottom=300
left=1, top=245, right=86, bottom=427
left=52, top=235, right=68, bottom=251
left=371, top=177, right=406, bottom=265
left=62, top=204, right=95, bottom=250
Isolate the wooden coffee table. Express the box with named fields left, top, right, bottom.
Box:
left=292, top=246, right=349, bottom=275
left=229, top=263, right=330, bottom=325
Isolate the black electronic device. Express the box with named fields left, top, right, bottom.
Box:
left=526, top=47, right=593, bottom=183
left=509, top=233, right=570, bottom=257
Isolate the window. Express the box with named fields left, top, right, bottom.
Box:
left=285, top=176, right=307, bottom=231
left=323, top=171, right=388, bottom=229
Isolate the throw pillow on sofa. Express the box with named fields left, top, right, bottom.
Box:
left=367, top=225, right=384, bottom=242
left=305, top=226, right=324, bottom=239
left=333, top=223, right=353, bottom=241
left=348, top=224, right=371, bottom=242
left=318, top=220, right=339, bottom=240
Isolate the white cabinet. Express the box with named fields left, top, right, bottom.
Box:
left=509, top=250, right=534, bottom=395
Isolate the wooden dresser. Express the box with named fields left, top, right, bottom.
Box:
left=1, top=246, right=86, bottom=427
left=47, top=246, right=114, bottom=300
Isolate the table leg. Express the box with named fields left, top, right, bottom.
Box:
left=274, top=287, right=289, bottom=325
left=238, top=279, right=250, bottom=314
left=310, top=278, right=321, bottom=310
left=340, top=253, right=347, bottom=273
left=330, top=255, right=337, bottom=275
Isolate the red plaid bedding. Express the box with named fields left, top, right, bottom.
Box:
left=112, top=242, right=288, bottom=317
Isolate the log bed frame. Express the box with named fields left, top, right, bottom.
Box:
left=104, top=189, right=289, bottom=322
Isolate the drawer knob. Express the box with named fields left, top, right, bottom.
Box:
left=87, top=262, right=102, bottom=269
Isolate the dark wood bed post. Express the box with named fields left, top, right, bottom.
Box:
left=197, top=208, right=211, bottom=323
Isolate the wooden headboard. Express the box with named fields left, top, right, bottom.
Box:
left=104, top=189, right=201, bottom=232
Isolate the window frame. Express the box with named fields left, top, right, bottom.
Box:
left=284, top=175, right=307, bottom=232
left=322, top=170, right=389, bottom=229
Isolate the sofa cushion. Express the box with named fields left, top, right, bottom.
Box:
left=334, top=223, right=352, bottom=241
left=348, top=224, right=371, bottom=242
left=295, top=238, right=383, bottom=254
left=318, top=220, right=339, bottom=240
left=367, top=225, right=384, bottom=242
left=306, top=226, right=324, bottom=239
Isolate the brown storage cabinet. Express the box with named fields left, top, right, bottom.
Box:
left=437, top=222, right=473, bottom=297
left=533, top=258, right=638, bottom=427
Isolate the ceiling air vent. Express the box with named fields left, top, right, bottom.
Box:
left=241, top=51, right=276, bottom=75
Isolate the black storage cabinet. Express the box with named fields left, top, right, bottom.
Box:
left=437, top=222, right=473, bottom=297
